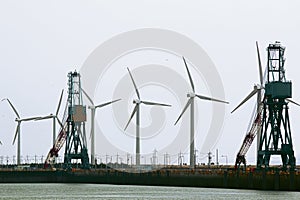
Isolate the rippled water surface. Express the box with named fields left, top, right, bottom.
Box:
left=0, top=184, right=299, bottom=199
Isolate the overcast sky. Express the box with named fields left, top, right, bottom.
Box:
left=0, top=0, right=300, bottom=165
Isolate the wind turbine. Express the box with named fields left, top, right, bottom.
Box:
left=1, top=98, right=39, bottom=165
left=34, top=89, right=65, bottom=147
left=124, top=67, right=171, bottom=166
left=81, top=88, right=121, bottom=165
left=174, top=57, right=229, bottom=168
left=231, top=42, right=265, bottom=155
left=231, top=42, right=264, bottom=114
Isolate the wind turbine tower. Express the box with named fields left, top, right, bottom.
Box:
left=64, top=71, right=90, bottom=169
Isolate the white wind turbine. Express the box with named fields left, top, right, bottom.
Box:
left=231, top=42, right=265, bottom=154
left=2, top=98, right=40, bottom=165
left=34, top=89, right=65, bottom=147
left=81, top=88, right=121, bottom=165
left=174, top=57, right=229, bottom=168
left=124, top=67, right=171, bottom=166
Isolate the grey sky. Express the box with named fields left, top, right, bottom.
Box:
left=0, top=0, right=300, bottom=165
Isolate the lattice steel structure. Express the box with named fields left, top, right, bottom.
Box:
left=257, top=42, right=296, bottom=170
left=64, top=71, right=90, bottom=169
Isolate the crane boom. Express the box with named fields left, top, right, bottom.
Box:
left=235, top=104, right=263, bottom=169
left=44, top=121, right=68, bottom=164
left=45, top=102, right=69, bottom=165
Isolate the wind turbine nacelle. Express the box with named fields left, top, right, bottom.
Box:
left=88, top=105, right=95, bottom=109
left=187, top=93, right=196, bottom=98
left=133, top=99, right=141, bottom=104
left=69, top=105, right=87, bottom=122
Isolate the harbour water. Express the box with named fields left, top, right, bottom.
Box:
left=0, top=184, right=299, bottom=199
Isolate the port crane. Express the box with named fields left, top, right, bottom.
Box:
left=44, top=83, right=121, bottom=167
left=257, top=42, right=298, bottom=170
left=233, top=42, right=299, bottom=170
left=45, top=71, right=90, bottom=169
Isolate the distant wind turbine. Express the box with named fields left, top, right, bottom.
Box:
left=231, top=42, right=265, bottom=155
left=34, top=89, right=65, bottom=147
left=2, top=98, right=39, bottom=165
left=174, top=57, right=229, bottom=168
left=82, top=88, right=121, bottom=165
left=124, top=67, right=171, bottom=166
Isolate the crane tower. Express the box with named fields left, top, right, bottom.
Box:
left=64, top=71, right=90, bottom=169
left=257, top=42, right=296, bottom=170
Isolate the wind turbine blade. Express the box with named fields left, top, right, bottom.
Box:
left=56, top=89, right=64, bottom=116
left=124, top=104, right=138, bottom=131
left=12, top=123, right=20, bottom=145
left=183, top=56, right=195, bottom=93
left=174, top=98, right=192, bottom=125
left=141, top=101, right=171, bottom=107
left=256, top=41, right=264, bottom=85
left=231, top=88, right=258, bottom=113
left=95, top=99, right=121, bottom=109
left=196, top=94, right=229, bottom=104
left=127, top=67, right=141, bottom=100
left=35, top=115, right=53, bottom=121
left=81, top=87, right=94, bottom=105
left=2, top=98, right=20, bottom=119
left=21, top=117, right=40, bottom=122
left=56, top=117, right=65, bottom=130
left=286, top=99, right=300, bottom=107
